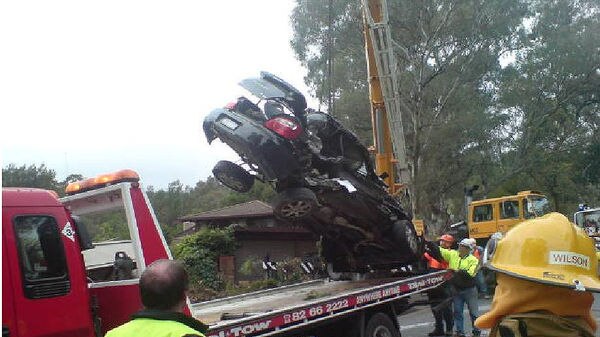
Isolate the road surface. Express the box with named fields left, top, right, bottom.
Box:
left=397, top=293, right=600, bottom=337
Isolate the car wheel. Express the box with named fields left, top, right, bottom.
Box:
left=365, top=313, right=400, bottom=337
left=392, top=220, right=420, bottom=257
left=212, top=160, right=254, bottom=193
left=273, top=188, right=318, bottom=220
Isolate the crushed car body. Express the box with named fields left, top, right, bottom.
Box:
left=203, top=72, right=423, bottom=275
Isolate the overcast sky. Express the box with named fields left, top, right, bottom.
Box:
left=1, top=0, right=317, bottom=189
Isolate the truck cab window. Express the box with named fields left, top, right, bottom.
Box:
left=501, top=201, right=519, bottom=219
left=14, top=215, right=70, bottom=298
left=473, top=204, right=493, bottom=222
left=78, top=209, right=138, bottom=282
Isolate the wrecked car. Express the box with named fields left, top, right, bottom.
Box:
left=203, top=71, right=422, bottom=275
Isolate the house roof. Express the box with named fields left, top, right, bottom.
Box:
left=179, top=200, right=274, bottom=222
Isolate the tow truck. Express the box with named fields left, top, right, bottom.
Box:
left=3, top=168, right=452, bottom=337
left=2, top=169, right=179, bottom=337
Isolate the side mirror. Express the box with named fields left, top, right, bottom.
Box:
left=483, top=232, right=502, bottom=266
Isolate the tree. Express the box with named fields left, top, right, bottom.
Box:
left=291, top=0, right=529, bottom=224
left=173, top=227, right=237, bottom=292
left=2, top=164, right=62, bottom=192
left=494, top=0, right=600, bottom=213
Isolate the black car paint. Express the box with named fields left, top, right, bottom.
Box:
left=203, top=107, right=302, bottom=181
left=203, top=72, right=422, bottom=273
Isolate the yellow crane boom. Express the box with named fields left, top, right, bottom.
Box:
left=361, top=0, right=410, bottom=197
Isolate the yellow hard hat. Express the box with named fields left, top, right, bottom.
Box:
left=487, top=212, right=600, bottom=292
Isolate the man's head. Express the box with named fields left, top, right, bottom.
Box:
left=458, top=238, right=472, bottom=257
left=439, top=234, right=454, bottom=249
left=139, top=259, right=189, bottom=312
left=466, top=238, right=477, bottom=250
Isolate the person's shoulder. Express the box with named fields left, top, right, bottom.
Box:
left=104, top=319, right=137, bottom=336
left=441, top=247, right=457, bottom=254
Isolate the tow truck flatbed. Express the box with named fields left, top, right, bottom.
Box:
left=193, top=270, right=452, bottom=337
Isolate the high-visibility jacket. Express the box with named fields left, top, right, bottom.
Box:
left=473, top=248, right=481, bottom=260
left=106, top=310, right=207, bottom=337
left=424, top=252, right=448, bottom=269
left=439, top=248, right=478, bottom=277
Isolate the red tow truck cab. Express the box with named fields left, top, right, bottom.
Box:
left=2, top=169, right=184, bottom=337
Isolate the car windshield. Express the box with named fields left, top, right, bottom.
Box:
left=574, top=209, right=600, bottom=228
left=239, top=77, right=288, bottom=100
left=524, top=195, right=551, bottom=219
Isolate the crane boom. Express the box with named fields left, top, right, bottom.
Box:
left=362, top=0, right=410, bottom=196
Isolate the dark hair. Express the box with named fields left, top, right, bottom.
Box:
left=139, top=259, right=189, bottom=310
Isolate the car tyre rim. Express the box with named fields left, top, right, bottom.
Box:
left=280, top=200, right=313, bottom=218
left=372, top=326, right=393, bottom=337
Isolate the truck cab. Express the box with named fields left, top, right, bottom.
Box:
left=2, top=169, right=179, bottom=337
left=467, top=190, right=550, bottom=244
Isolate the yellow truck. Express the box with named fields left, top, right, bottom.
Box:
left=467, top=190, right=551, bottom=244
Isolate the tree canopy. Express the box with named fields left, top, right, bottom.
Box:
left=290, top=0, right=600, bottom=226
left=3, top=0, right=599, bottom=233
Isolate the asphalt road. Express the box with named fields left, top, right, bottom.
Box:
left=396, top=293, right=600, bottom=337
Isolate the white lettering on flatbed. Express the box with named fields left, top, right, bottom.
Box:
left=209, top=320, right=272, bottom=337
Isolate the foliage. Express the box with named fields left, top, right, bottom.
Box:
left=173, top=227, right=237, bottom=258
left=239, top=256, right=262, bottom=278
left=3, top=0, right=599, bottom=243
left=147, top=177, right=275, bottom=243
left=291, top=0, right=600, bottom=226
left=80, top=209, right=131, bottom=242
left=489, top=0, right=600, bottom=213
left=173, top=227, right=237, bottom=291
left=3, top=164, right=62, bottom=193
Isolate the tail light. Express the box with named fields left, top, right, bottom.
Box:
left=265, top=116, right=302, bottom=140
left=225, top=101, right=237, bottom=110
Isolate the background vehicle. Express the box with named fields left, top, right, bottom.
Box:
left=203, top=72, right=422, bottom=275
left=2, top=169, right=184, bottom=337
left=574, top=206, right=600, bottom=254
left=466, top=190, right=550, bottom=245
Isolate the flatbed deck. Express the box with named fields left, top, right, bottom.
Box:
left=193, top=278, right=392, bottom=324
left=192, top=270, right=452, bottom=337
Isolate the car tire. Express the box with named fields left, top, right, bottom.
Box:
left=212, top=160, right=254, bottom=193
left=391, top=220, right=420, bottom=257
left=272, top=188, right=318, bottom=220
left=365, top=313, right=400, bottom=337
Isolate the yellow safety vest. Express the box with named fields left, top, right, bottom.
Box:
left=439, top=248, right=479, bottom=277
left=106, top=311, right=206, bottom=337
